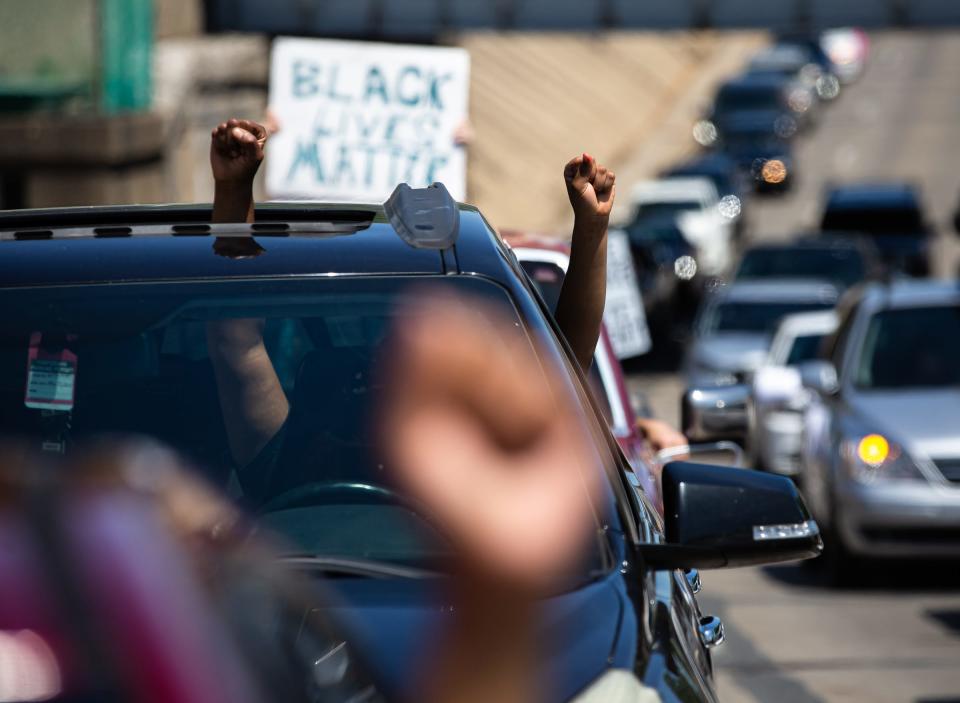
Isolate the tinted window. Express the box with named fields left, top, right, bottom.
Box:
left=821, top=205, right=925, bottom=235
left=855, top=306, right=960, bottom=389
left=736, top=248, right=865, bottom=287
left=704, top=301, right=834, bottom=334
left=786, top=333, right=827, bottom=365
left=715, top=85, right=782, bottom=112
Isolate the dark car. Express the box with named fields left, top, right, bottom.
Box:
left=717, top=116, right=795, bottom=192
left=625, top=216, right=703, bottom=333
left=663, top=152, right=748, bottom=238
left=734, top=238, right=881, bottom=290
left=707, top=74, right=798, bottom=140
left=820, top=183, right=932, bottom=277
left=0, top=192, right=820, bottom=702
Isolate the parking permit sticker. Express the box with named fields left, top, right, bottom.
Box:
left=25, top=333, right=78, bottom=411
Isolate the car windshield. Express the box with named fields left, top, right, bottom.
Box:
left=786, top=333, right=827, bottom=365
left=855, top=305, right=960, bottom=389
left=633, top=201, right=701, bottom=222
left=821, top=204, right=925, bottom=235
left=0, top=275, right=602, bottom=572
left=736, top=248, right=865, bottom=287
left=704, top=300, right=834, bottom=334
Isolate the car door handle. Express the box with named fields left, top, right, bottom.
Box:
left=684, top=568, right=701, bottom=594
left=698, top=615, right=725, bottom=649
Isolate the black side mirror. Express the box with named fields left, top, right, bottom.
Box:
left=639, top=462, right=822, bottom=570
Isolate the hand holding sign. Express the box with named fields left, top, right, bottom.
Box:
left=564, top=152, right=616, bottom=230
left=210, top=119, right=268, bottom=185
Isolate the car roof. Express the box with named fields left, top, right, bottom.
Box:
left=774, top=309, right=839, bottom=337
left=749, top=45, right=810, bottom=68
left=860, top=279, right=960, bottom=311
left=719, top=73, right=789, bottom=91
left=663, top=152, right=736, bottom=178
left=0, top=202, right=512, bottom=287
left=630, top=177, right=717, bottom=203
left=501, top=230, right=570, bottom=257
left=715, top=279, right=840, bottom=304
left=824, top=183, right=919, bottom=209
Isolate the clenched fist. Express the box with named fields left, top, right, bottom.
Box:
left=379, top=293, right=600, bottom=596
left=564, top=153, right=616, bottom=227
left=210, top=118, right=268, bottom=185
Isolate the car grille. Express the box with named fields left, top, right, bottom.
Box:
left=931, top=458, right=960, bottom=484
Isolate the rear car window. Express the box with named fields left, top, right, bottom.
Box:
left=821, top=205, right=925, bottom=235
left=736, top=248, right=865, bottom=287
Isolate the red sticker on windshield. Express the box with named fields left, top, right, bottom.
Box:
left=25, top=333, right=78, bottom=411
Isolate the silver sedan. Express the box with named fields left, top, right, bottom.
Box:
left=800, top=281, right=960, bottom=581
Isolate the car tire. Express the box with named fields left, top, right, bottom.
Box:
left=817, top=495, right=863, bottom=588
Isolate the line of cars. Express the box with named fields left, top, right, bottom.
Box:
left=615, top=29, right=869, bottom=347
left=678, top=185, right=959, bottom=585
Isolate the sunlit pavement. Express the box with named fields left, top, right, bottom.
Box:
left=628, top=31, right=960, bottom=703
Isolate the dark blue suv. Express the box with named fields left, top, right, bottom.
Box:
left=0, top=190, right=820, bottom=702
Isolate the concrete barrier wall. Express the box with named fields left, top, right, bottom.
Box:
left=207, top=0, right=960, bottom=35
left=461, top=31, right=767, bottom=234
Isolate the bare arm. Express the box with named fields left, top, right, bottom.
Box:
left=206, top=119, right=289, bottom=466
left=554, top=154, right=616, bottom=370
left=380, top=294, right=599, bottom=703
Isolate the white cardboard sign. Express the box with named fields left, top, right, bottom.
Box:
left=604, top=229, right=651, bottom=359
left=267, top=37, right=470, bottom=202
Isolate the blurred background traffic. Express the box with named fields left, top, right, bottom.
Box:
left=2, top=1, right=960, bottom=702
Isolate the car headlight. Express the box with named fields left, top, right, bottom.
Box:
left=839, top=431, right=925, bottom=483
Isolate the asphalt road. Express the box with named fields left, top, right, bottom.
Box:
left=628, top=31, right=960, bottom=703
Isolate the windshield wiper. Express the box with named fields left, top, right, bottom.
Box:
left=279, top=554, right=440, bottom=580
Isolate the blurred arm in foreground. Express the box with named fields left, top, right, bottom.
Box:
left=379, top=293, right=600, bottom=703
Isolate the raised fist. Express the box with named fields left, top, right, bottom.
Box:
left=564, top=153, right=616, bottom=225
left=379, top=293, right=600, bottom=595
left=210, top=118, right=268, bottom=185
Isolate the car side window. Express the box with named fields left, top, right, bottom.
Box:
left=825, top=300, right=859, bottom=370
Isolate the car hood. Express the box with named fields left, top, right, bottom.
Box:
left=690, top=333, right=771, bottom=375
left=323, top=572, right=630, bottom=701
left=847, top=388, right=960, bottom=458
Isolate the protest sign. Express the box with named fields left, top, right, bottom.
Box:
left=267, top=37, right=470, bottom=202
left=604, top=229, right=651, bottom=359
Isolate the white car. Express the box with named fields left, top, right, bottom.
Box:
left=628, top=177, right=735, bottom=277
left=751, top=310, right=838, bottom=475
